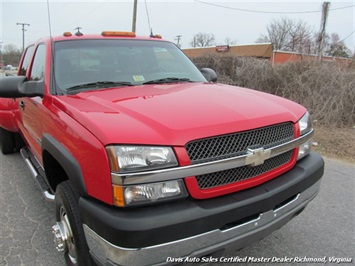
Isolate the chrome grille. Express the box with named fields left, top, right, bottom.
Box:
left=186, top=123, right=294, bottom=164
left=196, top=151, right=293, bottom=189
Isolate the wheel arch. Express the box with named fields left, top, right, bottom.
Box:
left=42, top=134, right=86, bottom=195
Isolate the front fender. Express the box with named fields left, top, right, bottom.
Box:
left=42, top=134, right=86, bottom=195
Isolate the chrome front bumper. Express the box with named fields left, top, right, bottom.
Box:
left=83, top=179, right=321, bottom=266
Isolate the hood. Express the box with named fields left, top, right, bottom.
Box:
left=53, top=83, right=306, bottom=146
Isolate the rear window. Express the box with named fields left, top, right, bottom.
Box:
left=19, top=45, right=34, bottom=76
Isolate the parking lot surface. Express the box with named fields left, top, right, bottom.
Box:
left=0, top=153, right=354, bottom=265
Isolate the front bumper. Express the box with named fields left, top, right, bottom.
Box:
left=79, top=152, right=324, bottom=266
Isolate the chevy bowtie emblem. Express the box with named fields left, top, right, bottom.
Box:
left=246, top=148, right=271, bottom=166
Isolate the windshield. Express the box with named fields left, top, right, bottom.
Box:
left=54, top=39, right=206, bottom=93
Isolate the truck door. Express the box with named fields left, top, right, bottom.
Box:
left=18, top=44, right=46, bottom=161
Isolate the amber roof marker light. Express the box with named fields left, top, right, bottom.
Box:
left=150, top=34, right=162, bottom=39
left=63, top=32, right=72, bottom=37
left=101, top=31, right=136, bottom=37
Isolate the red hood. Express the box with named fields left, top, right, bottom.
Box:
left=53, top=83, right=306, bottom=146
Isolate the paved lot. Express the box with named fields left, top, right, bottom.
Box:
left=0, top=153, right=354, bottom=265
left=222, top=158, right=355, bottom=265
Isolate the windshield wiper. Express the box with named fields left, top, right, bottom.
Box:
left=143, top=77, right=192, bottom=85
left=66, top=81, right=133, bottom=92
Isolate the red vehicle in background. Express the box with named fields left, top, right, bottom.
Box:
left=0, top=31, right=324, bottom=266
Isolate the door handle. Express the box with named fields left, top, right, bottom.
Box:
left=19, top=100, right=25, bottom=110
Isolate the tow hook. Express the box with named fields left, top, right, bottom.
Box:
left=52, top=222, right=67, bottom=252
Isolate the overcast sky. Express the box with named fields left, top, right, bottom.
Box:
left=1, top=0, right=354, bottom=52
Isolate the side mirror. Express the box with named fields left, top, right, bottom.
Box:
left=0, top=76, right=27, bottom=98
left=200, top=68, right=218, bottom=83
left=0, top=76, right=44, bottom=98
left=20, top=80, right=44, bottom=97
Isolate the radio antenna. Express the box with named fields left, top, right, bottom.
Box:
left=46, top=0, right=57, bottom=96
left=144, top=0, right=152, bottom=35
left=47, top=0, right=52, bottom=37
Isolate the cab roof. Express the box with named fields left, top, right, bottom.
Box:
left=43, top=31, right=164, bottom=43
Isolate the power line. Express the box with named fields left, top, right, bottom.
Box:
left=340, top=30, right=355, bottom=43
left=194, top=0, right=354, bottom=14
left=59, top=1, right=111, bottom=31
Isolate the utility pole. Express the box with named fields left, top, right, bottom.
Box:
left=74, top=27, right=83, bottom=36
left=132, top=0, right=138, bottom=33
left=318, top=2, right=330, bottom=61
left=175, top=35, right=182, bottom=48
left=17, top=22, right=30, bottom=52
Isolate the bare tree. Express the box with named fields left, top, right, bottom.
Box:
left=190, top=33, right=215, bottom=47
left=3, top=43, right=20, bottom=54
left=324, top=33, right=351, bottom=58
left=224, top=37, right=237, bottom=46
left=287, top=20, right=312, bottom=52
left=256, top=17, right=312, bottom=53
left=1, top=44, right=22, bottom=66
left=256, top=17, right=292, bottom=50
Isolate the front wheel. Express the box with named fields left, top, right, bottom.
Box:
left=53, top=181, right=94, bottom=266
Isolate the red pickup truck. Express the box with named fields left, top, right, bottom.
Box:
left=0, top=31, right=324, bottom=266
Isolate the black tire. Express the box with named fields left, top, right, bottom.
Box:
left=14, top=133, right=26, bottom=151
left=0, top=127, right=15, bottom=154
left=55, top=181, right=94, bottom=266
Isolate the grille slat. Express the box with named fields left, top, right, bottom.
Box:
left=186, top=123, right=294, bottom=164
left=196, top=151, right=293, bottom=189
left=185, top=123, right=295, bottom=190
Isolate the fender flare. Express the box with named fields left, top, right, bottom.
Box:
left=42, top=134, right=86, bottom=195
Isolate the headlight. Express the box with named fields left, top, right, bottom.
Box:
left=299, top=111, right=312, bottom=135
left=107, top=145, right=185, bottom=207
left=112, top=180, right=187, bottom=207
left=297, top=112, right=313, bottom=160
left=106, top=145, right=178, bottom=173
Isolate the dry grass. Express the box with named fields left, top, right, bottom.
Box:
left=313, top=125, right=355, bottom=163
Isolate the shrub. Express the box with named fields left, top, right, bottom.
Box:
left=193, top=54, right=355, bottom=127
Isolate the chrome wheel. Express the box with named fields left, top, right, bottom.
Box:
left=54, top=181, right=93, bottom=266
left=60, top=205, right=78, bottom=264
